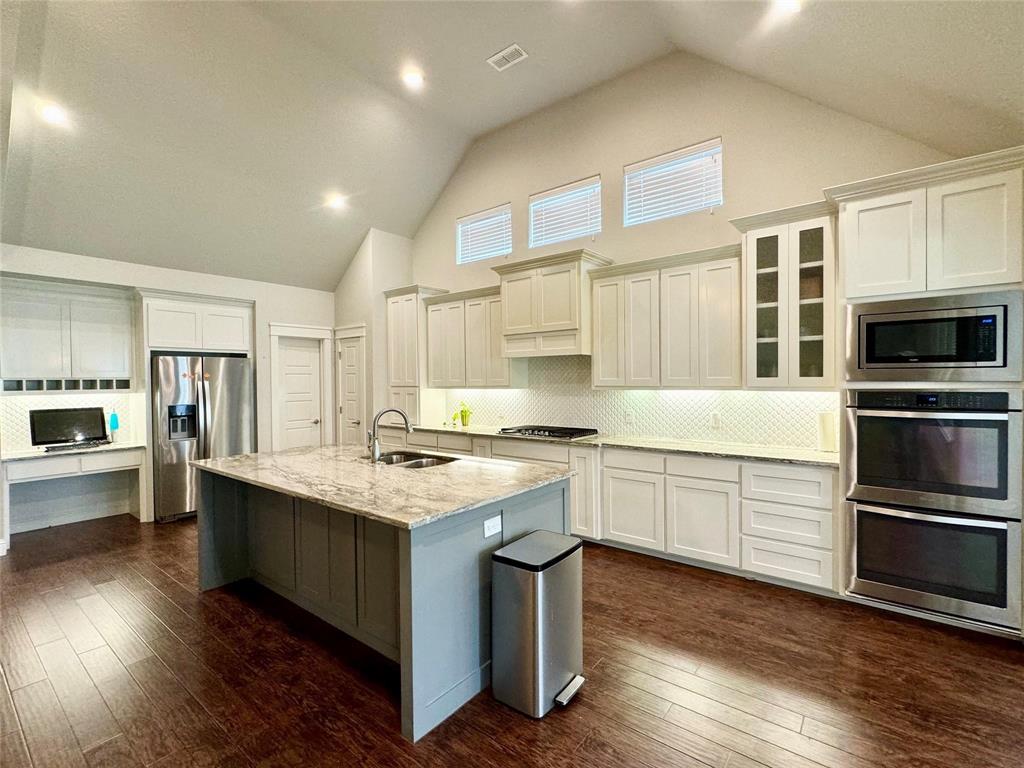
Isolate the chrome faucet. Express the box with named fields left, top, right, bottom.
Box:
left=367, top=408, right=413, bottom=462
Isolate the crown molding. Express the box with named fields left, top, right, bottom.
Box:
left=588, top=243, right=741, bottom=280
left=729, top=200, right=836, bottom=234
left=824, top=145, right=1024, bottom=202
left=490, top=248, right=613, bottom=275
left=422, top=285, right=500, bottom=306
left=382, top=284, right=448, bottom=299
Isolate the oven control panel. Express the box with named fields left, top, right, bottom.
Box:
left=854, top=391, right=1010, bottom=411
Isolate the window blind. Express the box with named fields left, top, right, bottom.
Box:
left=528, top=176, right=601, bottom=248
left=623, top=139, right=722, bottom=227
left=456, top=203, right=512, bottom=264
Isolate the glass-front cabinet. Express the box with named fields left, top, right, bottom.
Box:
left=737, top=206, right=836, bottom=388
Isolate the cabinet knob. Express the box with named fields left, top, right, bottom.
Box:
left=312, top=418, right=321, bottom=425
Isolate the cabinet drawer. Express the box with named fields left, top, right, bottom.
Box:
left=407, top=431, right=438, bottom=449
left=6, top=456, right=82, bottom=481
left=741, top=499, right=833, bottom=550
left=378, top=427, right=406, bottom=449
left=665, top=454, right=740, bottom=483
left=741, top=463, right=834, bottom=509
left=437, top=433, right=472, bottom=453
left=81, top=450, right=143, bottom=473
left=741, top=535, right=834, bottom=590
left=503, top=331, right=581, bottom=357
left=602, top=448, right=664, bottom=473
left=490, top=439, right=570, bottom=465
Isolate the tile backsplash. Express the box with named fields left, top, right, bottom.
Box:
left=443, top=357, right=839, bottom=450
left=0, top=392, right=145, bottom=453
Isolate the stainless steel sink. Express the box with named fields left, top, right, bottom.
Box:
left=377, top=452, right=458, bottom=468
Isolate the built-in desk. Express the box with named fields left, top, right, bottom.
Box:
left=1, top=443, right=147, bottom=555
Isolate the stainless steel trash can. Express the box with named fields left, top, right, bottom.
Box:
left=491, top=530, right=585, bottom=718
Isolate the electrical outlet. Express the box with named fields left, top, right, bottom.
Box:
left=711, top=412, right=722, bottom=430
left=623, top=411, right=635, bottom=426
left=484, top=515, right=502, bottom=538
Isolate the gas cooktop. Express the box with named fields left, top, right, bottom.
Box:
left=497, top=425, right=598, bottom=440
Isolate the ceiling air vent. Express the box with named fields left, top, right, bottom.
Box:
left=487, top=44, right=528, bottom=72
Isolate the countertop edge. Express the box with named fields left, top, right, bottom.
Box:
left=1, top=443, right=147, bottom=462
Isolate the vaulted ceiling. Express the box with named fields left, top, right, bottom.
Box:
left=2, top=1, right=1021, bottom=290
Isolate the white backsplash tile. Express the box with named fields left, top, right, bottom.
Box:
left=0, top=392, right=143, bottom=452
left=442, top=357, right=838, bottom=450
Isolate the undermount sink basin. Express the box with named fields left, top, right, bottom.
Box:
left=377, top=452, right=459, bottom=469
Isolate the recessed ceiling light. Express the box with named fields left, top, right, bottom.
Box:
left=773, top=0, right=801, bottom=15
left=39, top=102, right=70, bottom=127
left=324, top=193, right=347, bottom=210
left=401, top=67, right=425, bottom=91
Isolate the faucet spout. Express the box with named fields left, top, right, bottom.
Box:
left=368, top=408, right=413, bottom=462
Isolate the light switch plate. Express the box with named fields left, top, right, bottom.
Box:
left=484, top=515, right=502, bottom=538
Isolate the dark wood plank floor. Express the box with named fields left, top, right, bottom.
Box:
left=2, top=515, right=1022, bottom=767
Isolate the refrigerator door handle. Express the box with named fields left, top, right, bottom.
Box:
left=202, top=380, right=214, bottom=459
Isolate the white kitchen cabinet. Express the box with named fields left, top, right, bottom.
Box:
left=698, top=259, right=742, bottom=387
left=741, top=499, right=833, bottom=550
left=569, top=446, right=600, bottom=539
left=826, top=149, right=1023, bottom=298
left=660, top=265, right=699, bottom=388
left=145, top=297, right=251, bottom=353
left=741, top=462, right=834, bottom=510
left=386, top=386, right=419, bottom=425
left=437, top=433, right=473, bottom=455
left=1, top=292, right=69, bottom=378
left=591, top=276, right=625, bottom=387
left=69, top=300, right=133, bottom=378
left=602, top=467, right=665, bottom=550
left=665, top=476, right=739, bottom=567
left=741, top=536, right=834, bottom=590
left=387, top=292, right=420, bottom=387
left=591, top=269, right=659, bottom=387
left=926, top=169, right=1022, bottom=291
left=427, top=291, right=524, bottom=389
left=737, top=208, right=835, bottom=389
left=493, top=249, right=612, bottom=357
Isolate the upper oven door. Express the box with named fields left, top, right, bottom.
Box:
left=845, top=407, right=1022, bottom=519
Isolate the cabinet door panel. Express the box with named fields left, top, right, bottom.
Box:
left=443, top=301, right=466, bottom=387
left=625, top=271, right=660, bottom=386
left=296, top=500, right=330, bottom=604
left=745, top=228, right=788, bottom=387
left=502, top=272, right=537, bottom=333
left=537, top=263, right=579, bottom=331
left=396, top=295, right=419, bottom=386
left=602, top=468, right=664, bottom=550
left=485, top=297, right=510, bottom=386
left=357, top=518, right=399, bottom=649
left=250, top=488, right=296, bottom=591
left=147, top=301, right=202, bottom=349
left=69, top=300, right=132, bottom=378
left=660, top=265, right=699, bottom=388
left=465, top=299, right=488, bottom=387
left=1, top=294, right=68, bottom=378
left=202, top=306, right=250, bottom=351
left=426, top=304, right=444, bottom=388
left=328, top=509, right=357, bottom=624
left=591, top=277, right=625, bottom=387
left=666, top=477, right=739, bottom=566
left=569, top=447, right=600, bottom=539
left=926, top=169, right=1023, bottom=290
left=387, top=297, right=405, bottom=387
left=787, top=218, right=835, bottom=387
left=843, top=189, right=926, bottom=298
left=699, top=259, right=741, bottom=387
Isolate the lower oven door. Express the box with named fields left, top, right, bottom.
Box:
left=848, top=503, right=1021, bottom=628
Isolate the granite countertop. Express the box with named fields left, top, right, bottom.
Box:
left=400, top=424, right=840, bottom=467
left=1, top=442, right=147, bottom=462
left=191, top=445, right=573, bottom=530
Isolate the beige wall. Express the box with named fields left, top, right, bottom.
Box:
left=411, top=50, right=951, bottom=291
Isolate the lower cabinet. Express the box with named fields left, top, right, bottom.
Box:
left=740, top=536, right=833, bottom=590
left=250, top=488, right=296, bottom=591
left=356, top=518, right=399, bottom=650
left=665, top=476, right=739, bottom=567
left=602, top=468, right=665, bottom=550
left=569, top=446, right=600, bottom=539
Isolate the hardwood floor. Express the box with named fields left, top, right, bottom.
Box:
left=2, top=515, right=1022, bottom=767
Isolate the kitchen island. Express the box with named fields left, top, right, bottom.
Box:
left=192, top=445, right=572, bottom=741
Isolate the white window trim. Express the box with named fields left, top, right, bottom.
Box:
left=623, top=138, right=723, bottom=228
left=528, top=175, right=602, bottom=249
left=456, top=202, right=512, bottom=265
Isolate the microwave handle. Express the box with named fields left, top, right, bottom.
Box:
left=856, top=504, right=1010, bottom=530
left=854, top=410, right=1009, bottom=421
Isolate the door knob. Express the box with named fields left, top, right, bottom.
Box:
left=312, top=418, right=321, bottom=425
left=349, top=419, right=361, bottom=425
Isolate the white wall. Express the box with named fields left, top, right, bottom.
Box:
left=411, top=50, right=951, bottom=291
left=1, top=243, right=336, bottom=453
left=332, top=228, right=414, bottom=427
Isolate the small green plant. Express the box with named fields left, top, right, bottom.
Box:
left=458, top=401, right=472, bottom=427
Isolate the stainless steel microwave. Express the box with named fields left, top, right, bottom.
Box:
left=846, top=290, right=1023, bottom=382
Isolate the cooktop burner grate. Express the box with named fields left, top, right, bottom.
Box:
left=497, top=425, right=598, bottom=440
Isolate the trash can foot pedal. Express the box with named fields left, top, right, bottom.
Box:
left=555, top=675, right=585, bottom=707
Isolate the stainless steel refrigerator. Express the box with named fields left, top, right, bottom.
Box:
left=151, top=354, right=254, bottom=522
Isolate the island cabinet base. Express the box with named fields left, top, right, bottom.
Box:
left=197, top=472, right=571, bottom=742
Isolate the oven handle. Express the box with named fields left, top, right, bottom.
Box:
left=854, top=410, right=1009, bottom=421
left=856, top=504, right=1011, bottom=530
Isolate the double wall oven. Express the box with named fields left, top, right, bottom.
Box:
left=844, top=290, right=1024, bottom=631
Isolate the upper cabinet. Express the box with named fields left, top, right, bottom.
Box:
left=825, top=148, right=1023, bottom=299
left=1, top=280, right=134, bottom=383
left=732, top=203, right=836, bottom=389
left=144, top=297, right=252, bottom=353
left=425, top=289, right=526, bottom=388
left=492, top=249, right=613, bottom=357
left=590, top=246, right=742, bottom=389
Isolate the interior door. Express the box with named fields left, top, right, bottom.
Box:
left=276, top=336, right=323, bottom=449
left=337, top=336, right=365, bottom=446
